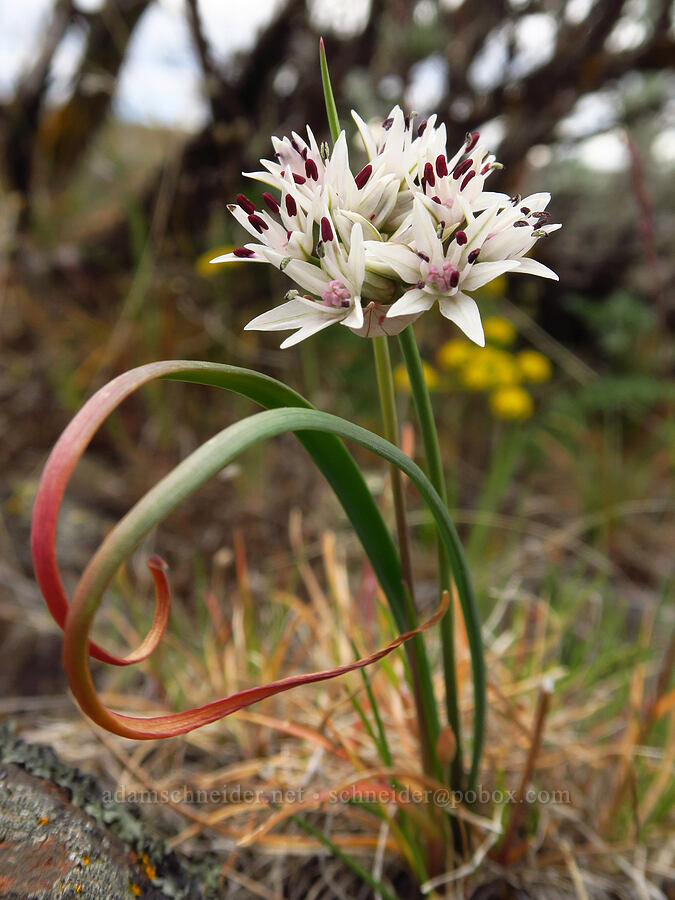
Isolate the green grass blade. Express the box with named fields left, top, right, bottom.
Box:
left=319, top=38, right=341, bottom=144
left=290, top=814, right=399, bottom=900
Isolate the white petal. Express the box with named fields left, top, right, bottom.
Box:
left=513, top=258, right=559, bottom=280
left=348, top=222, right=365, bottom=290
left=348, top=301, right=422, bottom=338
left=438, top=292, right=485, bottom=346
left=280, top=317, right=339, bottom=348
left=351, top=109, right=378, bottom=160
left=210, top=251, right=266, bottom=264
left=461, top=260, right=520, bottom=292
left=521, top=192, right=551, bottom=211
left=257, top=248, right=331, bottom=295
left=387, top=289, right=434, bottom=317
left=341, top=298, right=364, bottom=330
left=412, top=197, right=442, bottom=262
left=364, top=240, right=420, bottom=283
left=245, top=297, right=339, bottom=332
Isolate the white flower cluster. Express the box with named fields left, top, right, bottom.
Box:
left=212, top=107, right=560, bottom=348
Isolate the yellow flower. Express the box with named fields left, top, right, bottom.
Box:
left=459, top=346, right=521, bottom=391
left=437, top=338, right=474, bottom=370
left=195, top=244, right=238, bottom=277
left=483, top=316, right=517, bottom=347
left=517, top=349, right=552, bottom=383
left=394, top=362, right=439, bottom=392
left=489, top=386, right=534, bottom=421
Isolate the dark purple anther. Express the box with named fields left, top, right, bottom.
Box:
left=293, top=173, right=306, bottom=184
left=432, top=195, right=442, bottom=204
left=421, top=176, right=427, bottom=192
left=465, top=131, right=480, bottom=152
left=355, top=163, right=372, bottom=189
left=456, top=230, right=467, bottom=245
left=321, top=217, right=334, bottom=242
left=480, top=163, right=491, bottom=175
left=513, top=220, right=529, bottom=227
left=460, top=170, right=475, bottom=190
left=305, top=158, right=319, bottom=180
left=248, top=214, right=268, bottom=233
left=290, top=137, right=300, bottom=153
left=417, top=119, right=427, bottom=138
left=424, top=162, right=436, bottom=187
left=453, top=158, right=472, bottom=180
left=285, top=194, right=297, bottom=216
left=436, top=155, right=448, bottom=177
left=237, top=193, right=256, bottom=214
left=448, top=266, right=460, bottom=288
left=262, top=192, right=280, bottom=214
left=467, top=248, right=480, bottom=263
left=534, top=218, right=548, bottom=229
left=417, top=251, right=430, bottom=262
left=382, top=117, right=394, bottom=131
left=233, top=247, right=255, bottom=258
left=520, top=207, right=531, bottom=215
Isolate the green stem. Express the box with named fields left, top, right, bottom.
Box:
left=398, top=325, right=464, bottom=791
left=372, top=335, right=441, bottom=782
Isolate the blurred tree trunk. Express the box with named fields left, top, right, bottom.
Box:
left=0, top=0, right=75, bottom=226
left=38, top=0, right=152, bottom=184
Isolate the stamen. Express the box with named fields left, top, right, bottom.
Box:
left=305, top=158, right=319, bottom=180
left=285, top=194, right=297, bottom=216
left=417, top=119, right=427, bottom=137
left=480, top=163, right=491, bottom=175
left=382, top=117, right=394, bottom=131
left=465, top=131, right=480, bottom=152
left=237, top=193, right=256, bottom=214
left=448, top=266, right=459, bottom=288
left=355, top=164, right=372, bottom=190
left=432, top=195, right=442, bottom=204
left=233, top=247, right=255, bottom=258
left=460, top=170, right=476, bottom=190
left=262, top=192, right=280, bottom=214
left=455, top=230, right=467, bottom=245
left=424, top=162, right=435, bottom=187
left=248, top=214, right=268, bottom=233
left=513, top=220, right=529, bottom=227
left=321, top=217, right=334, bottom=242
left=453, top=158, right=472, bottom=180
left=293, top=173, right=306, bottom=184
left=510, top=194, right=521, bottom=205
left=467, top=248, right=480, bottom=263
left=520, top=206, right=531, bottom=215
left=417, top=251, right=430, bottom=262
left=436, top=155, right=448, bottom=177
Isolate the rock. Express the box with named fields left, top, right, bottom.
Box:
left=0, top=724, right=217, bottom=899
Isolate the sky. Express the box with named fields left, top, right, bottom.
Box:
left=1, top=0, right=672, bottom=170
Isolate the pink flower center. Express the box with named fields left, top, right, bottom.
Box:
left=321, top=280, right=351, bottom=307
left=425, top=261, right=459, bottom=292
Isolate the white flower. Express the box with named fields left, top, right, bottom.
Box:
left=211, top=106, right=560, bottom=348
left=369, top=198, right=522, bottom=346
